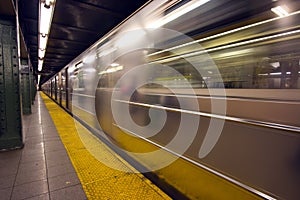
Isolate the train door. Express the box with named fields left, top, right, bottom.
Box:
left=58, top=72, right=62, bottom=105
left=65, top=67, right=69, bottom=110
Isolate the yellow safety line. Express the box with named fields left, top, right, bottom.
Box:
left=40, top=92, right=171, bottom=200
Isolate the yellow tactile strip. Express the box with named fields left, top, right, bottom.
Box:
left=40, top=92, right=170, bottom=200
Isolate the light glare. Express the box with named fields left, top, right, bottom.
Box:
left=39, top=34, right=48, bottom=51
left=38, top=49, right=46, bottom=59
left=40, top=3, right=53, bottom=34
left=148, top=0, right=210, bottom=28
left=271, top=6, right=289, bottom=17
left=38, top=0, right=56, bottom=72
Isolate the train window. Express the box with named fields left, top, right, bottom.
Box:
left=143, top=0, right=300, bottom=89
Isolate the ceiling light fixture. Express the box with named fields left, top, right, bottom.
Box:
left=38, top=0, right=56, bottom=72
left=38, top=60, right=43, bottom=71
left=38, top=75, right=41, bottom=86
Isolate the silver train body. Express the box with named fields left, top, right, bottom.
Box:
left=42, top=0, right=300, bottom=199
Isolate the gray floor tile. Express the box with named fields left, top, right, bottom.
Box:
left=0, top=165, right=18, bottom=177
left=18, top=160, right=46, bottom=174
left=43, top=132, right=60, bottom=137
left=50, top=185, right=86, bottom=200
left=46, top=157, right=71, bottom=168
left=47, top=163, right=75, bottom=178
left=11, top=179, right=49, bottom=200
left=21, top=149, right=45, bottom=158
left=48, top=172, right=80, bottom=192
left=25, top=132, right=44, bottom=138
left=43, top=136, right=61, bottom=142
left=45, top=145, right=65, bottom=153
left=25, top=129, right=44, bottom=137
left=44, top=140, right=63, bottom=148
left=0, top=150, right=22, bottom=159
left=27, top=124, right=44, bottom=129
left=15, top=169, right=47, bottom=186
left=0, top=158, right=19, bottom=169
left=24, top=137, right=44, bottom=145
left=23, top=142, right=44, bottom=149
left=0, top=94, right=87, bottom=200
left=0, top=187, right=13, bottom=200
left=42, top=126, right=58, bottom=132
left=41, top=124, right=56, bottom=129
left=0, top=175, right=15, bottom=189
left=43, top=131, right=59, bottom=136
left=20, top=154, right=46, bottom=164
left=24, top=193, right=50, bottom=200
left=45, top=150, right=68, bottom=162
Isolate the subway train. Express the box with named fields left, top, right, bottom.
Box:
left=41, top=0, right=300, bottom=199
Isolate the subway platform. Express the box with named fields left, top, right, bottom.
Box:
left=0, top=92, right=170, bottom=200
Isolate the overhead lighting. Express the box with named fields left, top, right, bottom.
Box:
left=148, top=0, right=210, bottom=28
left=39, top=34, right=48, bottom=53
left=110, top=63, right=119, bottom=67
left=271, top=6, right=289, bottom=17
left=38, top=49, right=46, bottom=59
left=38, top=75, right=41, bottom=85
left=44, top=0, right=53, bottom=8
left=40, top=3, right=53, bottom=34
left=270, top=72, right=282, bottom=75
left=38, top=0, right=56, bottom=72
left=270, top=62, right=280, bottom=68
left=38, top=60, right=43, bottom=71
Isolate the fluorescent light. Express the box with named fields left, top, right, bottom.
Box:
left=39, top=3, right=53, bottom=34
left=38, top=49, right=46, bottom=59
left=148, top=0, right=210, bottom=28
left=271, top=6, right=289, bottom=17
left=270, top=62, right=280, bottom=68
left=38, top=60, right=43, bottom=71
left=38, top=75, right=41, bottom=85
left=258, top=73, right=268, bottom=76
left=106, top=68, right=116, bottom=73
left=45, top=0, right=55, bottom=8
left=38, top=0, right=56, bottom=72
left=270, top=72, right=281, bottom=75
left=39, top=34, right=48, bottom=51
left=110, top=63, right=119, bottom=67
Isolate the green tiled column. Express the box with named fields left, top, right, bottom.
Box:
left=0, top=20, right=23, bottom=150
left=30, top=71, right=37, bottom=104
left=20, top=61, right=31, bottom=115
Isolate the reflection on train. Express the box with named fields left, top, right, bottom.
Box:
left=42, top=0, right=300, bottom=199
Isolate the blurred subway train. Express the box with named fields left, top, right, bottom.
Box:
left=41, top=0, right=300, bottom=199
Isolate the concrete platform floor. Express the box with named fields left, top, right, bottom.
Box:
left=0, top=94, right=86, bottom=200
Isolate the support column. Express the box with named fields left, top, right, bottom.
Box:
left=0, top=20, right=23, bottom=150
left=30, top=70, right=37, bottom=104
left=20, top=59, right=31, bottom=114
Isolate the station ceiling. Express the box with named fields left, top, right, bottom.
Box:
left=4, top=0, right=149, bottom=84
